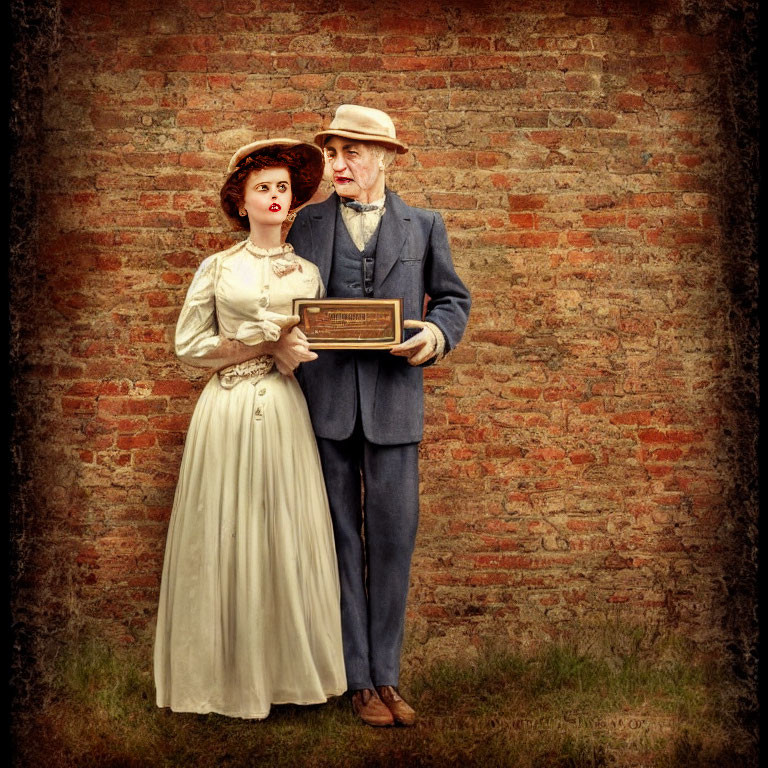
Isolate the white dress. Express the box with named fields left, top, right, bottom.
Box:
left=154, top=239, right=346, bottom=719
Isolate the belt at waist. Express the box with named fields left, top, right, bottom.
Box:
left=218, top=355, right=275, bottom=389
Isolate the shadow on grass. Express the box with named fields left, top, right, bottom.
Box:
left=12, top=620, right=757, bottom=768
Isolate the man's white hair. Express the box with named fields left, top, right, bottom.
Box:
left=370, top=144, right=397, bottom=169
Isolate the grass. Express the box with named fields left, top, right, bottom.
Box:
left=12, top=620, right=756, bottom=768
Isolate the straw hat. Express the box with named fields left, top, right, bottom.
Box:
left=224, top=138, right=325, bottom=209
left=314, top=105, right=408, bottom=154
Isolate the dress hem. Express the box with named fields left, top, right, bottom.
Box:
left=156, top=688, right=347, bottom=720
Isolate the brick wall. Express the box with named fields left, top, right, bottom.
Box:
left=11, top=0, right=757, bottom=681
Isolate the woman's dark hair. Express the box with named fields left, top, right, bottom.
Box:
left=220, top=146, right=318, bottom=231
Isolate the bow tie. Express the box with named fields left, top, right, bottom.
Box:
left=342, top=200, right=381, bottom=213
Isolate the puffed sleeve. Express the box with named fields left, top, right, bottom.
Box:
left=175, top=256, right=263, bottom=369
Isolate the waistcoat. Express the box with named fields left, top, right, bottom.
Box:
left=327, top=206, right=381, bottom=298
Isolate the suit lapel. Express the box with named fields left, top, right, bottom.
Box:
left=307, top=193, right=339, bottom=288
left=374, top=190, right=410, bottom=293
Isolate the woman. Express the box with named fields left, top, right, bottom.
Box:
left=154, top=138, right=345, bottom=719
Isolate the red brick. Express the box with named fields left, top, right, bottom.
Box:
left=507, top=213, right=535, bottom=229
left=471, top=331, right=522, bottom=346
left=637, top=429, right=705, bottom=444
left=152, top=380, right=198, bottom=397
left=416, top=150, right=476, bottom=169
left=610, top=411, right=654, bottom=426
left=481, top=232, right=559, bottom=247
left=98, top=398, right=168, bottom=415
left=582, top=211, right=626, bottom=228
left=129, top=328, right=168, bottom=344
left=149, top=414, right=191, bottom=431
left=116, top=433, right=157, bottom=449
left=61, top=397, right=98, bottom=415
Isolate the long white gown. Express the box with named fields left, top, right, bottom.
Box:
left=154, top=239, right=346, bottom=719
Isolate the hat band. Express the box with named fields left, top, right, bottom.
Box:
left=315, top=128, right=408, bottom=153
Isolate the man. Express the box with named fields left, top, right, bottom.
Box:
left=286, top=105, right=471, bottom=726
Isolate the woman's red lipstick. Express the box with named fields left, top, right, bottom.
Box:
left=269, top=202, right=281, bottom=212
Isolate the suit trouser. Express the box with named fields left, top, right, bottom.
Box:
left=315, top=419, right=420, bottom=691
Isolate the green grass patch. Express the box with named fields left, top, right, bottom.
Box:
left=12, top=620, right=755, bottom=768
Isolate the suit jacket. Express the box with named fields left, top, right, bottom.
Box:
left=286, top=189, right=471, bottom=444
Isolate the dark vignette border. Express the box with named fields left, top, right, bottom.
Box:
left=8, top=0, right=758, bottom=750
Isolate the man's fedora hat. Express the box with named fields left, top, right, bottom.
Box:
left=225, top=138, right=324, bottom=209
left=314, top=105, right=409, bottom=154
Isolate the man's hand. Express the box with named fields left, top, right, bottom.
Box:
left=270, top=315, right=318, bottom=376
left=389, top=320, right=439, bottom=366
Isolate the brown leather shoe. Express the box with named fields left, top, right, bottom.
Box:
left=351, top=688, right=394, bottom=727
left=376, top=685, right=416, bottom=726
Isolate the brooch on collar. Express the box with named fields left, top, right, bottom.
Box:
left=271, top=257, right=303, bottom=278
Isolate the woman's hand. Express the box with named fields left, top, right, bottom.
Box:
left=270, top=316, right=318, bottom=376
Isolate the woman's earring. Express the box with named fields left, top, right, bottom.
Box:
left=286, top=211, right=296, bottom=222
left=239, top=209, right=247, bottom=216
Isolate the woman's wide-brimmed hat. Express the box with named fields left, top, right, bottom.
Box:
left=313, top=105, right=409, bottom=154
left=224, top=138, right=325, bottom=209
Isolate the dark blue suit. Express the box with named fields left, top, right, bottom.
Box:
left=287, top=189, right=470, bottom=689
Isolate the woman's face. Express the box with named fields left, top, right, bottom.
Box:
left=241, top=166, right=293, bottom=228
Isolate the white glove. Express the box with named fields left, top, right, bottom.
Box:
left=389, top=320, right=445, bottom=366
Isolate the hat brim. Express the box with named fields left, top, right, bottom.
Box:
left=313, top=129, right=409, bottom=154
left=224, top=138, right=325, bottom=210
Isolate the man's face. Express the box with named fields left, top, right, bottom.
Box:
left=324, top=137, right=384, bottom=202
